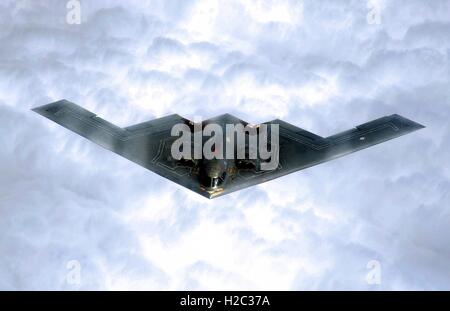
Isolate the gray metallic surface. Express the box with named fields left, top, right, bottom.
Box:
left=33, top=100, right=425, bottom=199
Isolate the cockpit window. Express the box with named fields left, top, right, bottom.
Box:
left=200, top=172, right=227, bottom=189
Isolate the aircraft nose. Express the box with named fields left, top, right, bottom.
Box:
left=199, top=159, right=228, bottom=189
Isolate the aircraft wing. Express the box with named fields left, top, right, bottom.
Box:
left=218, top=114, right=425, bottom=197
left=32, top=100, right=210, bottom=197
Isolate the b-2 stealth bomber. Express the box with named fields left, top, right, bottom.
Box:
left=33, top=100, right=424, bottom=198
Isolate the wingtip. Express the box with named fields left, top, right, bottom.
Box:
left=412, top=121, right=426, bottom=130
left=31, top=104, right=48, bottom=112
left=392, top=114, right=425, bottom=131
left=31, top=99, right=70, bottom=115
left=31, top=106, right=45, bottom=114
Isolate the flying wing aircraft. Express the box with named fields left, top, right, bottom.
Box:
left=33, top=100, right=424, bottom=198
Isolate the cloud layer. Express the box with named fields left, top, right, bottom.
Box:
left=0, top=0, right=449, bottom=290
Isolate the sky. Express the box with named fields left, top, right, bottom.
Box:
left=0, top=0, right=449, bottom=290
